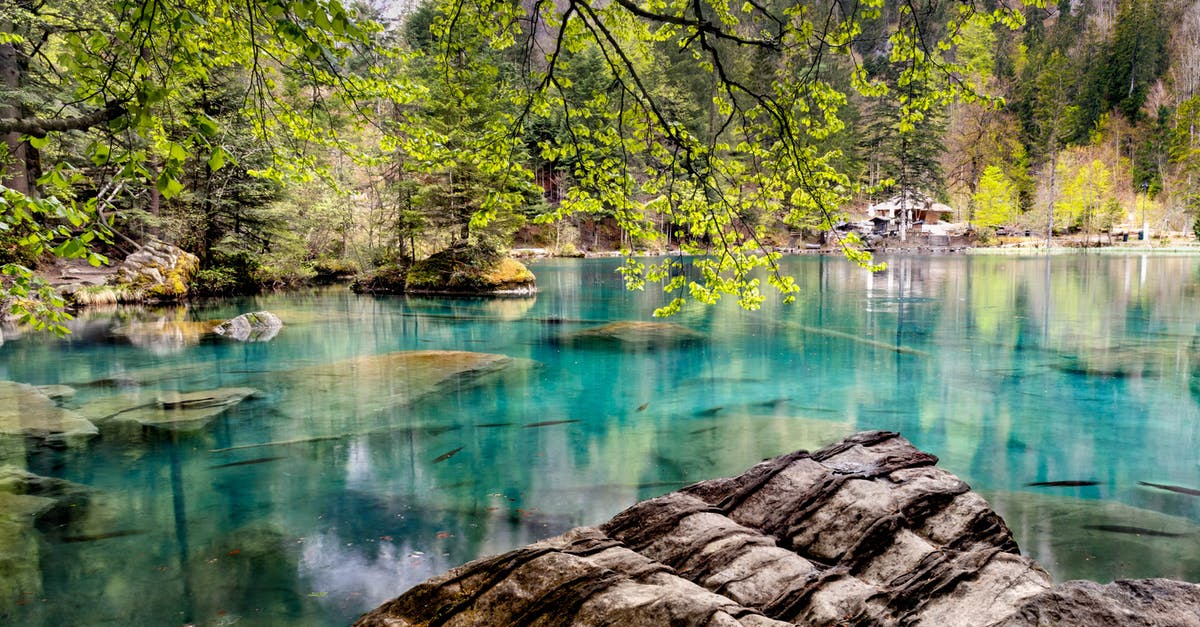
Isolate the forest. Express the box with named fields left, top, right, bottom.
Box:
left=2, top=0, right=1200, bottom=326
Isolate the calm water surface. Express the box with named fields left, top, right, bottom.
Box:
left=3, top=254, right=1200, bottom=625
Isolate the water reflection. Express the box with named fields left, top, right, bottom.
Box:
left=2, top=254, right=1200, bottom=624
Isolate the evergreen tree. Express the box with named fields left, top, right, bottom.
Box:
left=1104, top=0, right=1170, bottom=120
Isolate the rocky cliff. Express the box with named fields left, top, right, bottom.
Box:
left=356, top=431, right=1200, bottom=626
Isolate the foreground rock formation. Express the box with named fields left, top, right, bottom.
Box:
left=356, top=431, right=1200, bottom=626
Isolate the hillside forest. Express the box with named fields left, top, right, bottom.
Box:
left=2, top=0, right=1200, bottom=325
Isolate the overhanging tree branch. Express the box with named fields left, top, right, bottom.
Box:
left=0, top=102, right=127, bottom=137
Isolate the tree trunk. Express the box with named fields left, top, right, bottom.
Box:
left=0, top=34, right=32, bottom=195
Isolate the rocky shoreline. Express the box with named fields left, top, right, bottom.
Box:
left=356, top=431, right=1200, bottom=626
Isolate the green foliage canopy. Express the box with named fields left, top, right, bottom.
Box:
left=972, top=165, right=1017, bottom=229
left=0, top=0, right=405, bottom=327
left=415, top=0, right=1029, bottom=314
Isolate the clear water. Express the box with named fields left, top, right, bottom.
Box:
left=3, top=254, right=1200, bottom=625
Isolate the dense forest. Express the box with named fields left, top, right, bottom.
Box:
left=2, top=0, right=1199, bottom=325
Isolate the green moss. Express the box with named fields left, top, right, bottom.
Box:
left=405, top=245, right=536, bottom=294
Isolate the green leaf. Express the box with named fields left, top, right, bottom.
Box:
left=91, top=143, right=111, bottom=166
left=208, top=148, right=227, bottom=172
left=156, top=173, right=184, bottom=199
left=28, top=135, right=50, bottom=149
left=195, top=114, right=220, bottom=137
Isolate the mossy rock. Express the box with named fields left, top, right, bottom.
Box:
left=406, top=246, right=536, bottom=295
left=108, top=241, right=200, bottom=302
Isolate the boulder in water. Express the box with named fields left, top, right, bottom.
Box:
left=214, top=311, right=283, bottom=342
left=356, top=431, right=1200, bottom=626
left=34, top=385, right=76, bottom=404
left=273, top=351, right=533, bottom=426
left=405, top=245, right=536, bottom=295
left=111, top=317, right=218, bottom=354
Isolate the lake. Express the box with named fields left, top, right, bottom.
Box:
left=3, top=254, right=1200, bottom=625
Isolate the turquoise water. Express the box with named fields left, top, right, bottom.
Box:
left=3, top=254, right=1200, bottom=625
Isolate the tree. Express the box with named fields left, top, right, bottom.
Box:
left=4, top=0, right=1036, bottom=324
left=1027, top=50, right=1080, bottom=239
left=397, top=0, right=537, bottom=253
left=1103, top=0, right=1169, bottom=120
left=1172, top=96, right=1200, bottom=223
left=0, top=0, right=403, bottom=328
left=1055, top=156, right=1116, bottom=242
left=972, top=165, right=1017, bottom=228
left=420, top=0, right=1027, bottom=313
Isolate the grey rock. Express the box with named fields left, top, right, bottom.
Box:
left=107, top=240, right=199, bottom=301
left=34, top=384, right=76, bottom=403
left=992, top=578, right=1200, bottom=626
left=214, top=311, right=283, bottom=342
left=356, top=431, right=1200, bottom=627
left=0, top=467, right=93, bottom=608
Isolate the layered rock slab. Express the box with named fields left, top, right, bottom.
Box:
left=356, top=431, right=1200, bottom=626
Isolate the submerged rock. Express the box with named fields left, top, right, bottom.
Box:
left=273, top=351, right=533, bottom=425
left=78, top=387, right=258, bottom=432
left=356, top=431, right=1200, bottom=626
left=0, top=491, right=55, bottom=612
left=214, top=311, right=283, bottom=342
left=0, top=381, right=97, bottom=442
left=0, top=467, right=92, bottom=613
left=984, top=490, right=1200, bottom=582
left=34, top=385, right=76, bottom=404
left=559, top=320, right=706, bottom=349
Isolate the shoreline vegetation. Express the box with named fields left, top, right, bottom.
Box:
left=30, top=227, right=1200, bottom=316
